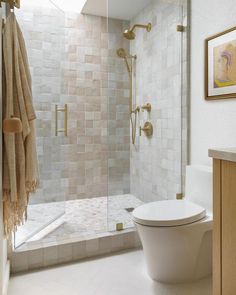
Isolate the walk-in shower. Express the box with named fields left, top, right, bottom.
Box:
left=10, top=0, right=189, bottom=273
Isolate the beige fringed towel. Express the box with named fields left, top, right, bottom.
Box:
left=2, top=12, right=39, bottom=236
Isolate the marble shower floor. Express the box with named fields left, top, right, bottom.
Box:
left=15, top=194, right=143, bottom=249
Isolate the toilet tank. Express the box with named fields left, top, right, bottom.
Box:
left=185, top=165, right=213, bottom=214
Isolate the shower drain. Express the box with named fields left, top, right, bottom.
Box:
left=125, top=207, right=135, bottom=213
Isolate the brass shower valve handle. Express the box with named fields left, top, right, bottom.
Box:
left=139, top=122, right=153, bottom=137
left=141, top=103, right=152, bottom=112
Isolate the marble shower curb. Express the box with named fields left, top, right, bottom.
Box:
left=10, top=229, right=141, bottom=273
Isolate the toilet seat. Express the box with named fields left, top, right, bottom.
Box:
left=133, top=200, right=206, bottom=227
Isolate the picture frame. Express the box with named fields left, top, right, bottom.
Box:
left=205, top=26, right=236, bottom=100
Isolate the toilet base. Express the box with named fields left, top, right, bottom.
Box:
left=135, top=218, right=212, bottom=284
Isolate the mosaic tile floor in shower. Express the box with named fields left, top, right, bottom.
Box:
left=15, top=194, right=143, bottom=248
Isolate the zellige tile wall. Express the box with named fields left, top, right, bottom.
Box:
left=16, top=6, right=131, bottom=203
left=130, top=0, right=188, bottom=202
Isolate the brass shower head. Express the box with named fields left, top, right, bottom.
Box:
left=123, top=30, right=136, bottom=40
left=123, top=23, right=152, bottom=40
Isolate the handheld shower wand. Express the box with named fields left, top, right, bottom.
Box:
left=116, top=48, right=139, bottom=144
left=116, top=48, right=136, bottom=75
left=116, top=48, right=136, bottom=114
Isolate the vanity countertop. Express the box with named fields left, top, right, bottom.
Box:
left=209, top=148, right=236, bottom=162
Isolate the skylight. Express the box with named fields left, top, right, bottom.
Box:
left=52, top=0, right=87, bottom=13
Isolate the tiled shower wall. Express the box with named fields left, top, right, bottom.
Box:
left=16, top=6, right=66, bottom=205
left=130, top=0, right=188, bottom=202
left=16, top=4, right=130, bottom=203
left=107, top=19, right=130, bottom=195
left=63, top=14, right=130, bottom=199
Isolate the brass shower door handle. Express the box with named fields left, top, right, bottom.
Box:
left=55, top=104, right=68, bottom=136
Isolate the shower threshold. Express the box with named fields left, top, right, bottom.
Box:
left=10, top=194, right=143, bottom=273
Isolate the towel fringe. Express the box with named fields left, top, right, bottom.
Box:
left=3, top=179, right=39, bottom=238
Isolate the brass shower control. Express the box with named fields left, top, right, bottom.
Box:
left=141, top=103, right=152, bottom=112
left=139, top=122, right=153, bottom=137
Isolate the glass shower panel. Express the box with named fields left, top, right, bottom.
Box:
left=55, top=13, right=110, bottom=241
left=106, top=17, right=133, bottom=232
left=107, top=0, right=184, bottom=231
left=14, top=0, right=66, bottom=248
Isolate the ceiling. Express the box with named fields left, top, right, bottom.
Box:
left=82, top=0, right=152, bottom=21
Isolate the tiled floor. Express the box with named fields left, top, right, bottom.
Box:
left=15, top=195, right=143, bottom=248
left=8, top=250, right=212, bottom=295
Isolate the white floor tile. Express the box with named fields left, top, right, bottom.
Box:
left=8, top=250, right=212, bottom=295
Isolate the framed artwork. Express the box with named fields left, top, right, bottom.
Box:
left=205, top=26, right=236, bottom=100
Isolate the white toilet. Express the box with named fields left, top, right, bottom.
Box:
left=133, top=165, right=213, bottom=283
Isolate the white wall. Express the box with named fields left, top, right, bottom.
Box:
left=190, top=0, right=236, bottom=166
left=0, top=6, right=9, bottom=295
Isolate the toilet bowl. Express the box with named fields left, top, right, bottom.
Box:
left=133, top=165, right=213, bottom=283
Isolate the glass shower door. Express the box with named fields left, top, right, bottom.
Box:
left=107, top=0, right=185, bottom=232
left=14, top=0, right=66, bottom=248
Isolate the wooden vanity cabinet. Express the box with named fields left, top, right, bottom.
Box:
left=210, top=151, right=236, bottom=295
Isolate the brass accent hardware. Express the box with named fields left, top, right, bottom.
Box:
left=0, top=0, right=20, bottom=8
left=116, top=48, right=136, bottom=75
left=117, top=48, right=139, bottom=145
left=116, top=48, right=137, bottom=115
left=123, top=23, right=152, bottom=40
left=139, top=122, right=153, bottom=137
left=176, top=25, right=185, bottom=32
left=141, top=103, right=152, bottom=112
left=132, top=106, right=140, bottom=114
left=176, top=193, right=184, bottom=200
left=55, top=104, right=68, bottom=137
left=116, top=223, right=124, bottom=231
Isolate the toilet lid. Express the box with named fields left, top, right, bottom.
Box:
left=133, top=200, right=206, bottom=227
